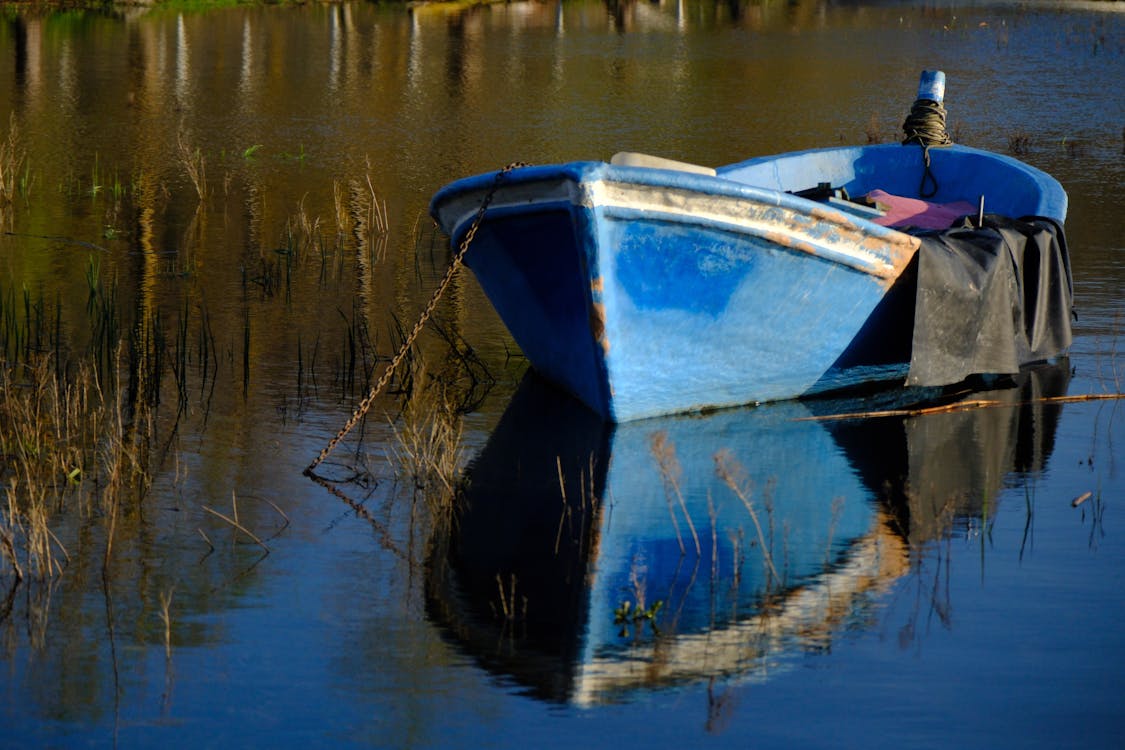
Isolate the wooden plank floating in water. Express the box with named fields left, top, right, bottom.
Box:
left=798, top=392, right=1124, bottom=423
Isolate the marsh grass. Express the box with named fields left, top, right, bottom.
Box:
left=0, top=352, right=152, bottom=582
left=159, top=586, right=175, bottom=660
left=375, top=326, right=502, bottom=565
left=200, top=492, right=289, bottom=557
left=0, top=254, right=228, bottom=595
left=650, top=431, right=702, bottom=556
left=1008, top=129, right=1032, bottom=155
left=0, top=114, right=26, bottom=211
left=232, top=168, right=400, bottom=405
left=244, top=186, right=382, bottom=304
left=0, top=164, right=426, bottom=655
left=85, top=257, right=122, bottom=379
left=492, top=572, right=527, bottom=625
left=335, top=301, right=383, bottom=397
left=350, top=160, right=390, bottom=256
left=824, top=496, right=846, bottom=567
left=0, top=285, right=31, bottom=364
left=0, top=157, right=511, bottom=647
left=864, top=113, right=886, bottom=144
left=290, top=195, right=322, bottom=256
left=553, top=452, right=599, bottom=557
left=388, top=364, right=465, bottom=524
left=177, top=131, right=207, bottom=203
left=713, top=449, right=782, bottom=587
left=426, top=320, right=495, bottom=414
left=614, top=553, right=665, bottom=639
left=333, top=179, right=348, bottom=237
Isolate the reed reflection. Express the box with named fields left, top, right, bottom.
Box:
left=426, top=363, right=1069, bottom=706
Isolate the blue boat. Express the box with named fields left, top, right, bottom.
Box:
left=429, top=72, right=1072, bottom=421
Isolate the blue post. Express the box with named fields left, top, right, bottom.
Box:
left=917, top=70, right=946, bottom=103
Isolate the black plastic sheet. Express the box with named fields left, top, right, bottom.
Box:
left=908, top=215, right=1073, bottom=387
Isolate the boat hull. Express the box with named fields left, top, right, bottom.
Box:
left=430, top=144, right=1068, bottom=421
left=432, top=160, right=919, bottom=421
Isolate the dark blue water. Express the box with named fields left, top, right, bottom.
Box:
left=0, top=2, right=1122, bottom=747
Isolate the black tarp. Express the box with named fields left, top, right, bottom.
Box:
left=908, top=215, right=1073, bottom=387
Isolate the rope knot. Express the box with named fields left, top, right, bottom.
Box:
left=902, top=98, right=953, bottom=199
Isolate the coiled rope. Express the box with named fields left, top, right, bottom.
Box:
left=901, top=98, right=953, bottom=199
left=304, top=162, right=528, bottom=478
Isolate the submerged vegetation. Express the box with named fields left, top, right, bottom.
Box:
left=0, top=348, right=151, bottom=625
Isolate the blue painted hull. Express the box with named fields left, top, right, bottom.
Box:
left=430, top=144, right=1066, bottom=421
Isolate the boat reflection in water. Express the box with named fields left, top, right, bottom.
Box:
left=425, top=364, right=1069, bottom=705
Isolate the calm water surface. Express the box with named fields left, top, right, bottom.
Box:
left=0, top=1, right=1122, bottom=747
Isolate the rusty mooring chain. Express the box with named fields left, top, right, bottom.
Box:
left=304, top=162, right=529, bottom=478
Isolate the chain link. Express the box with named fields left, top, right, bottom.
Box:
left=304, top=162, right=528, bottom=477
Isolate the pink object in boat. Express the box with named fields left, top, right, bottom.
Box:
left=866, top=189, right=977, bottom=230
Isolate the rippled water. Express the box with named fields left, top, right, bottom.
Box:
left=0, top=2, right=1122, bottom=747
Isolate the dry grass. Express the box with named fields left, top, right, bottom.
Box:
left=713, top=449, right=781, bottom=587
left=1, top=352, right=150, bottom=582
left=177, top=131, right=207, bottom=203
left=348, top=159, right=390, bottom=260
left=159, top=586, right=175, bottom=660
left=650, top=431, right=701, bottom=556
left=493, top=572, right=526, bottom=624
left=388, top=366, right=465, bottom=528
left=2, top=357, right=82, bottom=579
left=326, top=164, right=389, bottom=257
left=865, top=112, right=885, bottom=144
left=289, top=194, right=322, bottom=255
left=0, top=114, right=25, bottom=208
left=553, top=452, right=599, bottom=556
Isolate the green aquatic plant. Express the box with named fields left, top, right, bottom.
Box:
left=282, top=143, right=307, bottom=163
left=110, top=168, right=125, bottom=201
left=89, top=153, right=102, bottom=197
left=614, top=599, right=664, bottom=638
left=17, top=158, right=33, bottom=203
